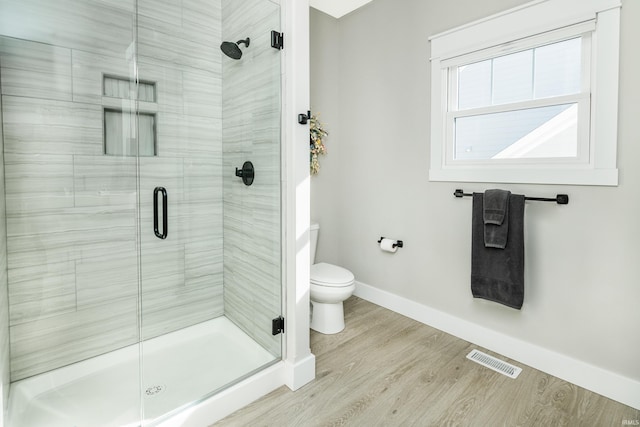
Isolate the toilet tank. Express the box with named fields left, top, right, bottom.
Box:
left=310, top=222, right=320, bottom=264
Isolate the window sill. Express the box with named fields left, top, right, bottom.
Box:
left=428, top=167, right=618, bottom=186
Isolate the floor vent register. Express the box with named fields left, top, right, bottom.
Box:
left=466, top=349, right=522, bottom=379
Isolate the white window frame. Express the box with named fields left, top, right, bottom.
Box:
left=429, top=0, right=621, bottom=186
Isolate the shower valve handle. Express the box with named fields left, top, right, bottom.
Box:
left=235, top=161, right=255, bottom=186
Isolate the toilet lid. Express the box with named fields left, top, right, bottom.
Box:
left=311, top=263, right=355, bottom=287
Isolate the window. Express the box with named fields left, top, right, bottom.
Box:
left=451, top=35, right=588, bottom=162
left=429, top=0, right=621, bottom=186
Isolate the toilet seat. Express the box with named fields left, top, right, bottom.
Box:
left=311, top=262, right=355, bottom=287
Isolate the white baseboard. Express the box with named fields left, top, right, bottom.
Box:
left=354, top=281, right=640, bottom=410
left=284, top=353, right=316, bottom=391
left=157, top=362, right=286, bottom=427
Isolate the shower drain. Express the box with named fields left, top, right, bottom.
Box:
left=145, top=384, right=166, bottom=396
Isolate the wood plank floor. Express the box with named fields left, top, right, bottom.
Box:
left=215, top=297, right=640, bottom=426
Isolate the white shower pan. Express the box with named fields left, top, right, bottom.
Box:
left=7, top=317, right=276, bottom=426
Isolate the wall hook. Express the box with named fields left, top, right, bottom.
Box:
left=298, top=110, right=311, bottom=125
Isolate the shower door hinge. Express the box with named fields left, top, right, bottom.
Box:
left=271, top=31, right=284, bottom=50
left=272, top=316, right=285, bottom=335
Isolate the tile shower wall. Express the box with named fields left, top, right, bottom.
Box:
left=0, top=88, right=10, bottom=410
left=222, top=0, right=282, bottom=356
left=0, top=0, right=223, bottom=380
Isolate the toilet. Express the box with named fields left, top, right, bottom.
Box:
left=310, top=222, right=355, bottom=334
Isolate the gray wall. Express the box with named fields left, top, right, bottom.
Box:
left=0, top=0, right=224, bottom=380
left=311, top=0, right=640, bottom=386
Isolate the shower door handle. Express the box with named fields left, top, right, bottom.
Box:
left=153, top=187, right=168, bottom=239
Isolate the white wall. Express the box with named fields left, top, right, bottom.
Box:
left=283, top=0, right=315, bottom=391
left=310, top=0, right=640, bottom=407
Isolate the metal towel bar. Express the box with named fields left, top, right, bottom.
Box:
left=453, top=189, right=569, bottom=205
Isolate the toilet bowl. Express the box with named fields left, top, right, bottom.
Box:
left=309, top=223, right=355, bottom=334
left=310, top=263, right=355, bottom=334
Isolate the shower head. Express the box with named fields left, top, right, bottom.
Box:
left=220, top=38, right=250, bottom=60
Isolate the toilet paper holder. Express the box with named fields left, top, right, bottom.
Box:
left=377, top=237, right=403, bottom=248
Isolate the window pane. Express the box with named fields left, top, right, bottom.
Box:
left=454, top=103, right=577, bottom=160
left=456, top=38, right=583, bottom=111
left=534, top=38, right=581, bottom=99
left=458, top=60, right=492, bottom=109
left=492, top=50, right=533, bottom=105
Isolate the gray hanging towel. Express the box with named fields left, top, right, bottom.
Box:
left=483, top=189, right=511, bottom=249
left=471, top=192, right=525, bottom=309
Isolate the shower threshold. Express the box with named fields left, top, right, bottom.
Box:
left=7, top=317, right=276, bottom=427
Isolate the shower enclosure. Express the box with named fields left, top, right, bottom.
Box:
left=0, top=0, right=284, bottom=424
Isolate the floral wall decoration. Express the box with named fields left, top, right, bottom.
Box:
left=310, top=114, right=328, bottom=175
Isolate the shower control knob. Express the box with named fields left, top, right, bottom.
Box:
left=235, top=161, right=255, bottom=186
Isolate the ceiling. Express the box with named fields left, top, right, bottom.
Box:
left=309, top=0, right=374, bottom=19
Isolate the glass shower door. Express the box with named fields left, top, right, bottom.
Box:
left=220, top=0, right=284, bottom=362
left=0, top=0, right=143, bottom=425
left=135, top=0, right=227, bottom=421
